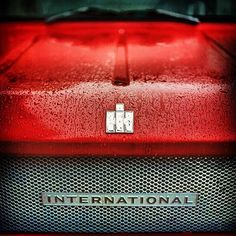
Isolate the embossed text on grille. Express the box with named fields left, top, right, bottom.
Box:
left=42, top=193, right=198, bottom=206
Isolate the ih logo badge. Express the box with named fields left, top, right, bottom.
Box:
left=106, top=103, right=134, bottom=133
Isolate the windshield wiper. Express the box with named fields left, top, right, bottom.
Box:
left=46, top=6, right=200, bottom=24
left=155, top=9, right=200, bottom=24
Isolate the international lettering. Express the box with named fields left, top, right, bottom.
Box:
left=42, top=193, right=198, bottom=207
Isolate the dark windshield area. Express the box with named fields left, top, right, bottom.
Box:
left=0, top=0, right=236, bottom=21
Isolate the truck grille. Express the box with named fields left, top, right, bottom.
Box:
left=0, top=156, right=235, bottom=233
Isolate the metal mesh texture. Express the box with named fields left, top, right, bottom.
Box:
left=0, top=155, right=235, bottom=233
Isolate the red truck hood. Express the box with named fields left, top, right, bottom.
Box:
left=0, top=22, right=236, bottom=155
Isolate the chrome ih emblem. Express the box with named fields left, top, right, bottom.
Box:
left=106, top=103, right=134, bottom=133
left=42, top=193, right=198, bottom=207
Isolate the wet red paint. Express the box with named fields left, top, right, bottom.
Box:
left=0, top=22, right=236, bottom=156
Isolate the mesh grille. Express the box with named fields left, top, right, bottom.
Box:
left=0, top=156, right=235, bottom=233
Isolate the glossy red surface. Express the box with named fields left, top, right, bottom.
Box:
left=0, top=22, right=236, bottom=155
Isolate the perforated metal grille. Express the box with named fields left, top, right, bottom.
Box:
left=0, top=156, right=235, bottom=233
